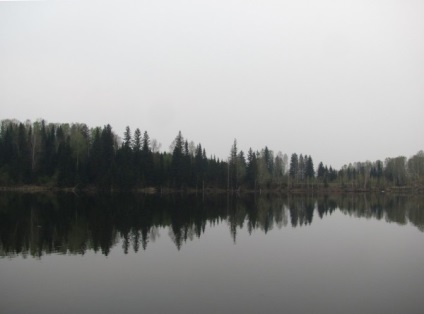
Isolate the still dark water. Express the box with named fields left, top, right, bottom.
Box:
left=1, top=192, right=424, bottom=313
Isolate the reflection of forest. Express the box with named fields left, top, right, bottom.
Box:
left=1, top=193, right=423, bottom=258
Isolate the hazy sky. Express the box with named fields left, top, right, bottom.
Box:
left=1, top=0, right=423, bottom=168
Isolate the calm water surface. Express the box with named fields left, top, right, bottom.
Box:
left=1, top=193, right=424, bottom=313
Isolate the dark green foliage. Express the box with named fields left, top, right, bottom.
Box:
left=133, top=128, right=141, bottom=151
left=194, top=144, right=207, bottom=188
left=123, top=126, right=132, bottom=149
left=305, top=156, right=315, bottom=179
left=289, top=153, right=298, bottom=179
left=246, top=148, right=257, bottom=189
left=57, top=136, right=74, bottom=186
left=1, top=119, right=423, bottom=191
left=170, top=131, right=185, bottom=187
left=317, top=162, right=326, bottom=179
left=263, top=146, right=273, bottom=175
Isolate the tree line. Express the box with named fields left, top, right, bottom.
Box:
left=0, top=119, right=423, bottom=191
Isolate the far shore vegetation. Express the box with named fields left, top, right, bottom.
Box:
left=1, top=119, right=423, bottom=194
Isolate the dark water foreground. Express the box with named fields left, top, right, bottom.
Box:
left=1, top=192, right=424, bottom=313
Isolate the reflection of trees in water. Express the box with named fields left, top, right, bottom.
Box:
left=288, top=195, right=315, bottom=227
left=243, top=196, right=289, bottom=235
left=337, top=194, right=414, bottom=226
left=0, top=193, right=423, bottom=258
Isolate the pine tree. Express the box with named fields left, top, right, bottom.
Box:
left=194, top=144, right=205, bottom=188
left=289, top=153, right=298, bottom=180
left=133, top=128, right=141, bottom=151
left=133, top=128, right=142, bottom=185
left=142, top=131, right=150, bottom=153
left=305, top=155, right=315, bottom=179
left=170, top=131, right=184, bottom=187
left=123, top=126, right=132, bottom=149
left=264, top=146, right=274, bottom=175
left=229, top=139, right=238, bottom=190
left=317, top=162, right=326, bottom=179
left=298, top=154, right=305, bottom=182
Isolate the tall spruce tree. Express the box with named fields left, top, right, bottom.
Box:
left=170, top=131, right=184, bottom=187
left=305, top=155, right=315, bottom=179
left=289, top=153, right=298, bottom=181
left=246, top=148, right=257, bottom=189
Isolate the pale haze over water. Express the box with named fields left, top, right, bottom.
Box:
left=1, top=0, right=423, bottom=168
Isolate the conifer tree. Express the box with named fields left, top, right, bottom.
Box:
left=133, top=128, right=141, bottom=151
left=289, top=153, right=298, bottom=181
left=123, top=126, right=132, bottom=149
left=170, top=131, right=184, bottom=187
left=305, top=155, right=315, bottom=179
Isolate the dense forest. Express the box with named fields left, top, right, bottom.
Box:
left=0, top=119, right=423, bottom=192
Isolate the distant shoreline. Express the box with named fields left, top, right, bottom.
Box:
left=1, top=184, right=422, bottom=195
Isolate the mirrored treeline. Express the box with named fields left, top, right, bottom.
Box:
left=1, top=193, right=423, bottom=258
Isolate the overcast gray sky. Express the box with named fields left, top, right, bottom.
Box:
left=1, top=0, right=423, bottom=168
